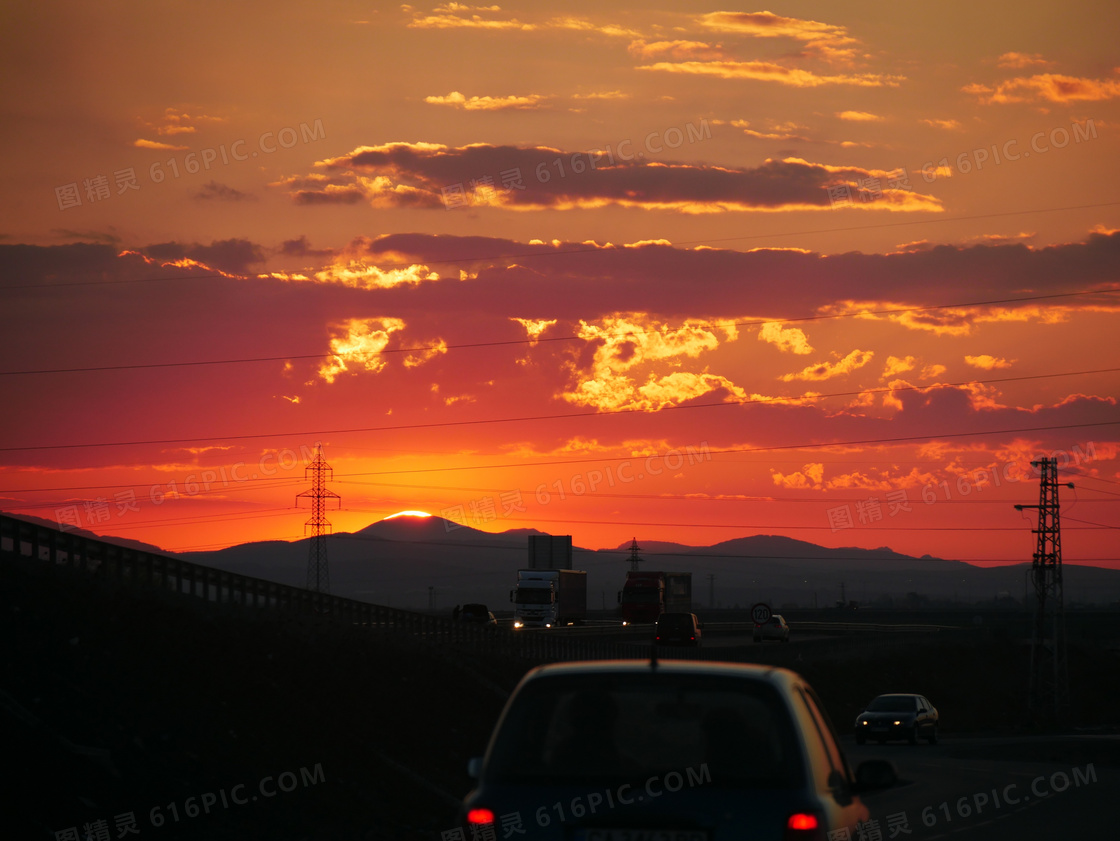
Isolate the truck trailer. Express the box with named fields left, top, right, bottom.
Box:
left=618, top=571, right=692, bottom=623
left=510, top=569, right=587, bottom=628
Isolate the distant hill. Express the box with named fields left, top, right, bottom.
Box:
left=178, top=516, right=1120, bottom=610
left=7, top=511, right=1120, bottom=609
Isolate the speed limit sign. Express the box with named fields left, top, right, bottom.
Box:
left=751, top=602, right=772, bottom=624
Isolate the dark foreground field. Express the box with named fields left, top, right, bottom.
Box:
left=3, top=556, right=1118, bottom=840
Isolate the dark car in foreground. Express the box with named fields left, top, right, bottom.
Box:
left=654, top=612, right=703, bottom=647
left=854, top=693, right=939, bottom=745
left=461, top=660, right=898, bottom=840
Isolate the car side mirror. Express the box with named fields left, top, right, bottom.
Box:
left=854, top=759, right=898, bottom=792
left=467, top=757, right=483, bottom=779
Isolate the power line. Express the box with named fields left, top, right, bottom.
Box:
left=3, top=289, right=1118, bottom=377
left=3, top=366, right=1119, bottom=453
left=6, top=200, right=1119, bottom=294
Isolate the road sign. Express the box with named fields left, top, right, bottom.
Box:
left=751, top=602, right=772, bottom=625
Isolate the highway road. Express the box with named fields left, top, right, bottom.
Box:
left=844, top=734, right=1118, bottom=840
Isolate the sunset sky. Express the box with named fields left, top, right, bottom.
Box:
left=2, top=1, right=1118, bottom=568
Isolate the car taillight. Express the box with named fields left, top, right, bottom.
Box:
left=467, top=808, right=495, bottom=825
left=785, top=812, right=822, bottom=839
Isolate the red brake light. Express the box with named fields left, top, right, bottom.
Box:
left=785, top=812, right=822, bottom=839
left=467, top=808, right=495, bottom=825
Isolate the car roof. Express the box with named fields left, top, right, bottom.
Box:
left=517, top=659, right=804, bottom=691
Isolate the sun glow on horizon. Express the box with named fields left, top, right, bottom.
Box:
left=384, top=510, right=433, bottom=519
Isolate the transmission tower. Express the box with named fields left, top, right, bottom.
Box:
left=627, top=537, right=644, bottom=572
left=1015, top=458, right=1074, bottom=725
left=296, top=444, right=341, bottom=594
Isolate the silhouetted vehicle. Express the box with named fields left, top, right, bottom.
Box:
left=511, top=569, right=587, bottom=628
left=654, top=612, right=703, bottom=647
left=754, top=614, right=790, bottom=642
left=854, top=693, right=939, bottom=745
left=618, top=570, right=692, bottom=623
left=461, top=660, right=898, bottom=840
left=459, top=603, right=497, bottom=625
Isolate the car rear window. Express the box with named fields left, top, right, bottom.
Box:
left=867, top=696, right=917, bottom=712
left=657, top=614, right=693, bottom=631
left=485, top=673, right=804, bottom=789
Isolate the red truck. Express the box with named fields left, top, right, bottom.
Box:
left=618, top=571, right=692, bottom=623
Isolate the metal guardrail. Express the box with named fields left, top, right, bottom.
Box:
left=0, top=513, right=962, bottom=665
left=0, top=513, right=660, bottom=663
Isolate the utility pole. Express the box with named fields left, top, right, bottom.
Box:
left=627, top=537, right=643, bottom=572
left=296, top=444, right=341, bottom=595
left=1015, top=458, right=1074, bottom=726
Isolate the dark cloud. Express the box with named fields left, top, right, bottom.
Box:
left=51, top=229, right=123, bottom=245
left=291, top=186, right=367, bottom=206
left=286, top=142, right=938, bottom=212
left=141, top=238, right=266, bottom=275
left=195, top=181, right=254, bottom=202
left=279, top=235, right=335, bottom=258
left=348, top=229, right=1120, bottom=320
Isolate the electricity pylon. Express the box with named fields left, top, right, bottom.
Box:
left=296, top=444, right=341, bottom=594
left=627, top=537, right=643, bottom=572
left=1015, top=458, right=1073, bottom=725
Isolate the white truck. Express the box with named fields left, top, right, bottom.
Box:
left=510, top=569, right=587, bottom=629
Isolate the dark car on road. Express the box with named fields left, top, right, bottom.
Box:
left=854, top=693, right=938, bottom=744
left=461, top=660, right=898, bottom=840
left=654, top=612, right=703, bottom=647
left=754, top=614, right=790, bottom=643
left=458, top=603, right=497, bottom=625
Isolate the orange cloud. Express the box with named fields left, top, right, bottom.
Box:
left=758, top=322, right=813, bottom=354
left=837, top=110, right=884, bottom=121
left=638, top=60, right=902, bottom=87
left=699, top=10, right=849, bottom=43
left=698, top=10, right=861, bottom=65
left=881, top=355, right=915, bottom=379
left=548, top=17, right=642, bottom=38
left=996, top=52, right=1055, bottom=69
left=571, top=90, right=630, bottom=100
left=721, top=119, right=813, bottom=141
left=562, top=315, right=741, bottom=411
left=511, top=317, right=557, bottom=343
left=424, top=91, right=546, bottom=110
left=134, top=139, right=189, bottom=151
left=628, top=39, right=725, bottom=61
left=964, top=73, right=1120, bottom=103
left=408, top=4, right=534, bottom=30
left=921, top=118, right=963, bottom=130
left=317, top=317, right=406, bottom=383
left=965, top=354, right=1015, bottom=370
left=781, top=349, right=874, bottom=381
left=771, top=463, right=824, bottom=489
